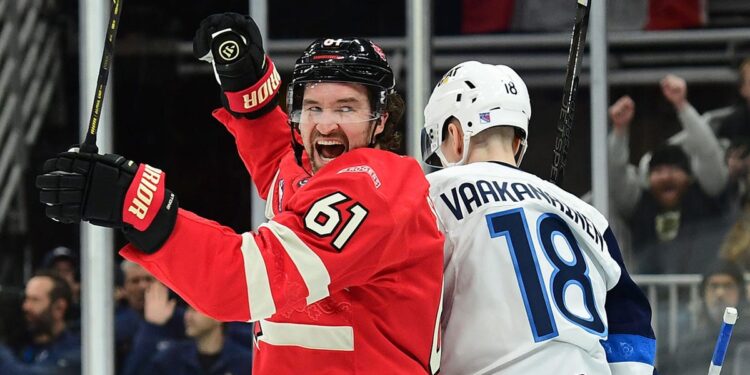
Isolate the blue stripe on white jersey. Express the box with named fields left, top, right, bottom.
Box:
left=600, top=228, right=657, bottom=373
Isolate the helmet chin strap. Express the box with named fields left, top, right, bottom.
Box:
left=437, top=131, right=472, bottom=167
left=290, top=122, right=313, bottom=175
left=367, top=114, right=383, bottom=147
left=514, top=138, right=527, bottom=166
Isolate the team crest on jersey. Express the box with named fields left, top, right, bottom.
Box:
left=479, top=112, right=491, bottom=124
left=371, top=42, right=386, bottom=61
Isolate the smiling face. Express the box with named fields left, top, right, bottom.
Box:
left=298, top=82, right=386, bottom=172
left=648, top=165, right=691, bottom=209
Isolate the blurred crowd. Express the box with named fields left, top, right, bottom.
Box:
left=607, top=59, right=750, bottom=274
left=605, top=58, right=750, bottom=374
left=0, top=247, right=253, bottom=375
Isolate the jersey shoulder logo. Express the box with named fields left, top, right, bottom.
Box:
left=337, top=165, right=381, bottom=189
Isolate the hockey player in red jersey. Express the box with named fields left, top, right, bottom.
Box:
left=36, top=13, right=443, bottom=374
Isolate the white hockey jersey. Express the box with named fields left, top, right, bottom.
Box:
left=428, top=161, right=656, bottom=375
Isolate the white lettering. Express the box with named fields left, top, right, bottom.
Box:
left=242, top=68, right=281, bottom=110
left=142, top=165, right=162, bottom=184
left=137, top=183, right=154, bottom=205
left=257, top=83, right=268, bottom=103
left=128, top=199, right=148, bottom=220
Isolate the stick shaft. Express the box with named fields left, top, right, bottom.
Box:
left=707, top=307, right=738, bottom=375
left=549, top=0, right=591, bottom=185
left=81, top=0, right=123, bottom=153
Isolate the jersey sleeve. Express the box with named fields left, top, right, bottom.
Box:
left=599, top=228, right=657, bottom=375
left=120, top=163, right=400, bottom=323
left=212, top=106, right=292, bottom=199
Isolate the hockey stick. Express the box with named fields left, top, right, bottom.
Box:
left=708, top=307, right=738, bottom=375
left=80, top=0, right=123, bottom=154
left=549, top=0, right=591, bottom=185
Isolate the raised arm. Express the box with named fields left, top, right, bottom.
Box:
left=193, top=13, right=288, bottom=198
left=607, top=96, right=643, bottom=218
left=660, top=74, right=728, bottom=196
left=212, top=107, right=292, bottom=198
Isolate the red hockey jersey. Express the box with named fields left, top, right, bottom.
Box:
left=120, top=107, right=444, bottom=374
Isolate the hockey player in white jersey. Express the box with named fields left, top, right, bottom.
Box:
left=421, top=61, right=657, bottom=375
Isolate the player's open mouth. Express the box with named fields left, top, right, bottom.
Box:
left=315, top=140, right=347, bottom=160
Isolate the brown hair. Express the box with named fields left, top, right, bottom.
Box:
left=374, top=92, right=404, bottom=151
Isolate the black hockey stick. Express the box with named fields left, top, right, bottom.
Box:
left=80, top=0, right=123, bottom=154
left=549, top=0, right=591, bottom=185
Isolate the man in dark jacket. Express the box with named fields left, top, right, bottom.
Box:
left=665, top=260, right=750, bottom=375
left=0, top=271, right=80, bottom=375
left=631, top=145, right=730, bottom=273
left=144, top=305, right=252, bottom=375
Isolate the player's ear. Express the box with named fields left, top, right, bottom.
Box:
left=513, top=135, right=522, bottom=154
left=374, top=112, right=388, bottom=136
left=448, top=122, right=463, bottom=155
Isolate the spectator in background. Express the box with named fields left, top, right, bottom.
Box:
left=144, top=305, right=253, bottom=375
left=608, top=74, right=729, bottom=273
left=725, top=139, right=750, bottom=207
left=665, top=260, right=750, bottom=375
left=720, top=141, right=750, bottom=270
left=0, top=271, right=80, bottom=375
left=40, top=247, right=79, bottom=303
left=717, top=58, right=750, bottom=141
left=116, top=261, right=184, bottom=373
left=122, top=281, right=185, bottom=375
left=40, top=247, right=80, bottom=329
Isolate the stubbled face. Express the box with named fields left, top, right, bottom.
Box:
left=298, top=82, right=385, bottom=172
left=123, top=264, right=154, bottom=313
left=22, top=277, right=56, bottom=336
left=648, top=165, right=691, bottom=209
left=704, top=274, right=740, bottom=323
left=184, top=307, right=221, bottom=338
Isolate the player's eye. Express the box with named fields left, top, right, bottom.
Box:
left=337, top=106, right=354, bottom=113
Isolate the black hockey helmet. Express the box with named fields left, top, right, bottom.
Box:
left=291, top=37, right=394, bottom=89
left=287, top=38, right=395, bottom=167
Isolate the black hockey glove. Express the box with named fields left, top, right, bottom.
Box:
left=36, top=151, right=178, bottom=254
left=193, top=12, right=280, bottom=118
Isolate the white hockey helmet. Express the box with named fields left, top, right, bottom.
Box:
left=421, top=61, right=531, bottom=167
